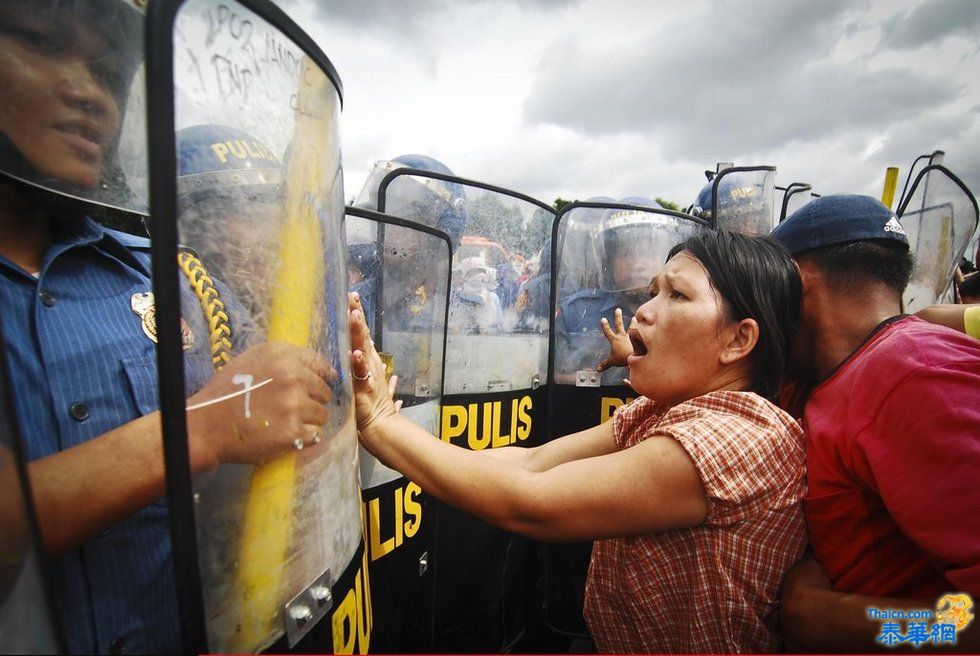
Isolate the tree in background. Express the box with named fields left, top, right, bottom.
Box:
left=553, top=197, right=574, bottom=213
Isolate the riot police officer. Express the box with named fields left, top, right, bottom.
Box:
left=353, top=154, right=467, bottom=331
left=555, top=198, right=666, bottom=380
left=0, top=3, right=332, bottom=652
left=175, top=123, right=284, bottom=326
left=689, top=169, right=775, bottom=234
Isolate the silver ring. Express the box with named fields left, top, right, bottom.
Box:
left=293, top=437, right=305, bottom=451
left=312, top=432, right=322, bottom=445
left=352, top=370, right=373, bottom=382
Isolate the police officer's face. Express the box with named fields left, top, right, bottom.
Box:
left=0, top=7, right=122, bottom=189
left=610, top=239, right=658, bottom=293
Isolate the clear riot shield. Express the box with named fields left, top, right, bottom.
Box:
left=779, top=182, right=814, bottom=223
left=897, top=150, right=946, bottom=213
left=0, top=317, right=62, bottom=654
left=344, top=207, right=451, bottom=652
left=545, top=201, right=708, bottom=638
left=711, top=166, right=777, bottom=234
left=148, top=1, right=364, bottom=652
left=376, top=171, right=555, bottom=651
left=898, top=165, right=979, bottom=312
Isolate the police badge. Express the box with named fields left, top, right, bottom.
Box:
left=131, top=292, right=195, bottom=349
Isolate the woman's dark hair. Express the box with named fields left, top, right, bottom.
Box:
left=668, top=230, right=802, bottom=401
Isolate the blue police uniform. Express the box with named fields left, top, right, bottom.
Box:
left=0, top=217, right=230, bottom=654
left=554, top=288, right=633, bottom=381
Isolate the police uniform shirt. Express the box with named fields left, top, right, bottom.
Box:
left=0, top=217, right=222, bottom=654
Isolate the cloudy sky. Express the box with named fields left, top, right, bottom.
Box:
left=269, top=0, right=980, bottom=210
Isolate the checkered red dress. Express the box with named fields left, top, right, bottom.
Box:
left=583, top=392, right=807, bottom=653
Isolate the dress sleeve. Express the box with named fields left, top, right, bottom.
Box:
left=611, top=397, right=659, bottom=449
left=855, top=364, right=980, bottom=595
left=657, top=403, right=805, bottom=527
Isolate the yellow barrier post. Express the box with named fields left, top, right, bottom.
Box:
left=881, top=166, right=899, bottom=210
left=231, top=55, right=335, bottom=652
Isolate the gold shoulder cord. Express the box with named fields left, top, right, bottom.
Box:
left=177, top=251, right=233, bottom=370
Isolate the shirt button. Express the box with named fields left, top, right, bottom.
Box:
left=109, top=637, right=126, bottom=654
left=38, top=290, right=55, bottom=307
left=69, top=403, right=90, bottom=422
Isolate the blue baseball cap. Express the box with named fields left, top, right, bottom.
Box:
left=771, top=194, right=909, bottom=255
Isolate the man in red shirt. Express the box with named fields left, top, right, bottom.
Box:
left=772, top=195, right=980, bottom=651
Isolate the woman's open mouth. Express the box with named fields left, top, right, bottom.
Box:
left=628, top=328, right=648, bottom=357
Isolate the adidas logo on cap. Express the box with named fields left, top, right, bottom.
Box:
left=883, top=216, right=906, bottom=236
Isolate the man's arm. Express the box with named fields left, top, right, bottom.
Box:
left=915, top=304, right=980, bottom=337
left=26, top=341, right=333, bottom=556
left=28, top=411, right=170, bottom=556
left=781, top=557, right=979, bottom=652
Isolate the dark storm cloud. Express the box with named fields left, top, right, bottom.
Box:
left=522, top=0, right=963, bottom=163
left=304, top=0, right=447, bottom=36
left=304, top=0, right=579, bottom=36
left=879, top=0, right=980, bottom=51
left=871, top=110, right=980, bottom=199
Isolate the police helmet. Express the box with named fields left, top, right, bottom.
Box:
left=594, top=197, right=671, bottom=292
left=354, top=154, right=467, bottom=251
left=175, top=125, right=283, bottom=296
left=689, top=170, right=773, bottom=234
left=176, top=124, right=282, bottom=209
left=0, top=0, right=147, bottom=214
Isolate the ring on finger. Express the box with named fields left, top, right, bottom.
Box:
left=352, top=370, right=373, bottom=382
left=293, top=437, right=305, bottom=451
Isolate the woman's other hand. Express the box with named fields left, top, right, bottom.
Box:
left=596, top=308, right=634, bottom=372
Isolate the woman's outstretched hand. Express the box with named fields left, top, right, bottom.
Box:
left=348, top=292, right=400, bottom=440
left=596, top=308, right=635, bottom=372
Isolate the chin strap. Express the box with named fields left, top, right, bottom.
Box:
left=177, top=251, right=232, bottom=370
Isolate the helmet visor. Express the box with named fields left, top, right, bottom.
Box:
left=593, top=209, right=700, bottom=292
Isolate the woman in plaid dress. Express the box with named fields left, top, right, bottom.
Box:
left=349, top=230, right=806, bottom=653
